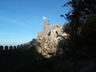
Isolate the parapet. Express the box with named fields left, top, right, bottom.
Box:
left=44, top=21, right=50, bottom=30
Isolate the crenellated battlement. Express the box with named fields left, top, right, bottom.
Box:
left=0, top=44, right=28, bottom=51
left=0, top=45, right=17, bottom=51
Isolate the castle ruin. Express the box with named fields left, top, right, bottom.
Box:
left=44, top=21, right=50, bottom=30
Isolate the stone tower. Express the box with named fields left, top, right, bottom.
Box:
left=44, top=21, right=50, bottom=30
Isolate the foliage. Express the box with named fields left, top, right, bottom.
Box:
left=48, top=31, right=51, bottom=36
left=61, top=0, right=96, bottom=59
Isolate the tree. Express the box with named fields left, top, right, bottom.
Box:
left=62, top=0, right=96, bottom=58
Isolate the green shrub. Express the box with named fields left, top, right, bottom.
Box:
left=48, top=31, right=51, bottom=36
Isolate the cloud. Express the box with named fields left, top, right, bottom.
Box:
left=0, top=17, right=32, bottom=27
left=0, top=41, right=22, bottom=46
left=0, top=32, right=15, bottom=35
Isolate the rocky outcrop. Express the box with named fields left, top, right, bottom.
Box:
left=36, top=21, right=69, bottom=58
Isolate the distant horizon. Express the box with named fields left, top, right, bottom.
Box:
left=0, top=20, right=64, bottom=46
left=0, top=20, right=66, bottom=46
left=0, top=0, right=71, bottom=45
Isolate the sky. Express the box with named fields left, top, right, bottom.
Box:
left=0, top=0, right=71, bottom=46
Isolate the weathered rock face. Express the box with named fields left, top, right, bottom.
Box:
left=36, top=21, right=69, bottom=58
